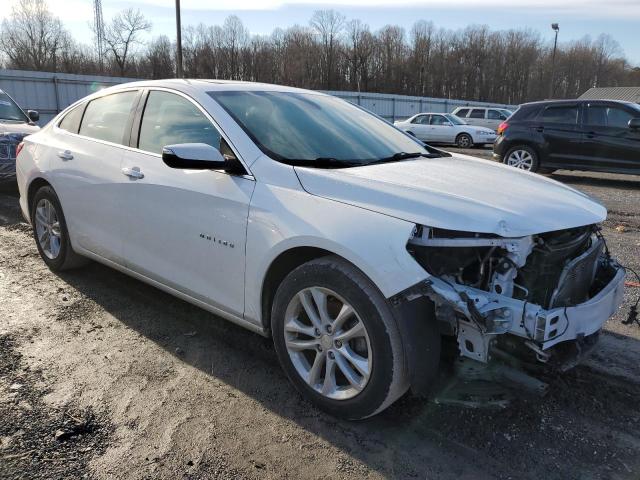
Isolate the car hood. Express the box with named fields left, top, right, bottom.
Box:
left=294, top=154, right=606, bottom=237
left=0, top=121, right=39, bottom=136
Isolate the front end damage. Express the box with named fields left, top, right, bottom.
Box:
left=405, top=224, right=625, bottom=370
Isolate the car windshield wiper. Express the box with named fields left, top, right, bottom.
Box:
left=367, top=151, right=441, bottom=165
left=281, top=157, right=363, bottom=169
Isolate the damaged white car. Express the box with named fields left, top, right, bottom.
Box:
left=16, top=80, right=625, bottom=419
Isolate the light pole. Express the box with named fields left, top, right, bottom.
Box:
left=548, top=23, right=559, bottom=99
left=175, top=0, right=183, bottom=78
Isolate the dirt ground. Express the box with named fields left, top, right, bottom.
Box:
left=1, top=155, right=640, bottom=479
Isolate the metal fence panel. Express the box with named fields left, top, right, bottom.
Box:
left=1, top=68, right=517, bottom=125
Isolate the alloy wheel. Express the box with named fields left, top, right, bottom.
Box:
left=283, top=286, right=372, bottom=400
left=34, top=198, right=62, bottom=259
left=506, top=149, right=534, bottom=170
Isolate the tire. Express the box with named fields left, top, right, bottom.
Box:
left=271, top=256, right=408, bottom=420
left=31, top=185, right=88, bottom=271
left=455, top=133, right=473, bottom=148
left=503, top=145, right=540, bottom=172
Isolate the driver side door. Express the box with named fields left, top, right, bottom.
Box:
left=428, top=114, right=454, bottom=143
left=120, top=89, right=255, bottom=317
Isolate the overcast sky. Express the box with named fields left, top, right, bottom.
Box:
left=3, top=0, right=639, bottom=66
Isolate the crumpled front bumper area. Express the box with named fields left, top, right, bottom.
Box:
left=426, top=257, right=625, bottom=363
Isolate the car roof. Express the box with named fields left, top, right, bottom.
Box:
left=92, top=78, right=320, bottom=96
left=520, top=98, right=639, bottom=108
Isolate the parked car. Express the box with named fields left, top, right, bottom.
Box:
left=493, top=99, right=640, bottom=174
left=16, top=80, right=624, bottom=419
left=0, top=88, right=39, bottom=182
left=394, top=113, right=496, bottom=147
left=451, top=106, right=513, bottom=131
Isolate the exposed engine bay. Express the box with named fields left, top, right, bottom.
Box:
left=406, top=224, right=625, bottom=366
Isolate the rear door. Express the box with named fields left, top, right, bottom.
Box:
left=534, top=103, right=583, bottom=168
left=51, top=89, right=141, bottom=263
left=120, top=88, right=255, bottom=317
left=581, top=102, right=640, bottom=173
left=408, top=114, right=431, bottom=141
left=467, top=108, right=487, bottom=128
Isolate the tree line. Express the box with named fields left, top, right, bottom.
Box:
left=1, top=0, right=639, bottom=105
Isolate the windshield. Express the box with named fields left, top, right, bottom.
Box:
left=209, top=91, right=432, bottom=167
left=0, top=90, right=29, bottom=123
left=444, top=114, right=466, bottom=125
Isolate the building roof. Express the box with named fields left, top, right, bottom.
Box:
left=578, top=86, right=640, bottom=103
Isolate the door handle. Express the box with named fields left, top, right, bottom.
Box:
left=57, top=150, right=73, bottom=161
left=535, top=126, right=544, bottom=132
left=586, top=131, right=596, bottom=139
left=121, top=166, right=144, bottom=179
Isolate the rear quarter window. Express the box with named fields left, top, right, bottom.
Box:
left=469, top=109, right=485, bottom=119
left=58, top=104, right=86, bottom=134
left=455, top=108, right=470, bottom=117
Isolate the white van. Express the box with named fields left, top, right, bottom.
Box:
left=451, top=106, right=513, bottom=131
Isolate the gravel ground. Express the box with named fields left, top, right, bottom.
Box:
left=1, top=156, right=640, bottom=479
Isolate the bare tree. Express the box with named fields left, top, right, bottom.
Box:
left=310, top=10, right=345, bottom=89
left=0, top=0, right=69, bottom=71
left=104, top=8, right=151, bottom=76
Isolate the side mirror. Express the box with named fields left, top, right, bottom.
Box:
left=629, top=118, right=640, bottom=130
left=162, top=143, right=228, bottom=170
left=27, top=110, right=39, bottom=122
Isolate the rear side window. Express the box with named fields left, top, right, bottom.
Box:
left=411, top=114, right=429, bottom=125
left=469, top=109, right=485, bottom=119
left=541, top=105, right=578, bottom=125
left=79, top=91, right=138, bottom=145
left=138, top=90, right=221, bottom=155
left=455, top=108, right=469, bottom=117
left=58, top=104, right=85, bottom=134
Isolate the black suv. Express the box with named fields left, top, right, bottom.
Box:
left=493, top=99, right=640, bottom=174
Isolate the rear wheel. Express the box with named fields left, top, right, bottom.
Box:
left=503, top=145, right=539, bottom=172
left=31, top=186, right=88, bottom=271
left=271, top=256, right=408, bottom=419
left=455, top=133, right=473, bottom=148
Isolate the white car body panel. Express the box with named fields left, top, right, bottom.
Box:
left=294, top=154, right=606, bottom=237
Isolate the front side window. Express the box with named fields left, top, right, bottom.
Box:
left=210, top=91, right=431, bottom=166
left=469, top=109, right=485, bottom=119
left=58, top=103, right=85, bottom=134
left=541, top=105, right=578, bottom=125
left=138, top=91, right=221, bottom=155
left=0, top=89, right=29, bottom=123
left=430, top=115, right=449, bottom=126
left=606, top=106, right=635, bottom=128
left=79, top=91, right=138, bottom=145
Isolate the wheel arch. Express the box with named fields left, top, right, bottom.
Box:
left=26, top=177, right=53, bottom=222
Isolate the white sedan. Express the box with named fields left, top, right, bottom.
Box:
left=394, top=112, right=497, bottom=148
left=16, top=80, right=624, bottom=419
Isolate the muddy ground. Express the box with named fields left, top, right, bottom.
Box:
left=1, top=157, right=640, bottom=479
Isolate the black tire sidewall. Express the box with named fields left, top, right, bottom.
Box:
left=457, top=133, right=472, bottom=148
left=504, top=145, right=539, bottom=172
left=271, top=259, right=399, bottom=420
left=31, top=186, right=72, bottom=271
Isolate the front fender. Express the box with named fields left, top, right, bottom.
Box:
left=244, top=181, right=429, bottom=326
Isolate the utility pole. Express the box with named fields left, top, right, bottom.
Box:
left=175, top=0, right=183, bottom=78
left=93, top=0, right=105, bottom=72
left=548, top=23, right=559, bottom=99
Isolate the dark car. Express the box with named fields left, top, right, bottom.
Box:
left=493, top=99, right=640, bottom=174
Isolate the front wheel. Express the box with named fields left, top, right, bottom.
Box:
left=271, top=256, right=408, bottom=419
left=455, top=133, right=473, bottom=148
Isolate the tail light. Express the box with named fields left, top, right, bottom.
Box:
left=497, top=122, right=509, bottom=135
left=16, top=142, right=24, bottom=158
